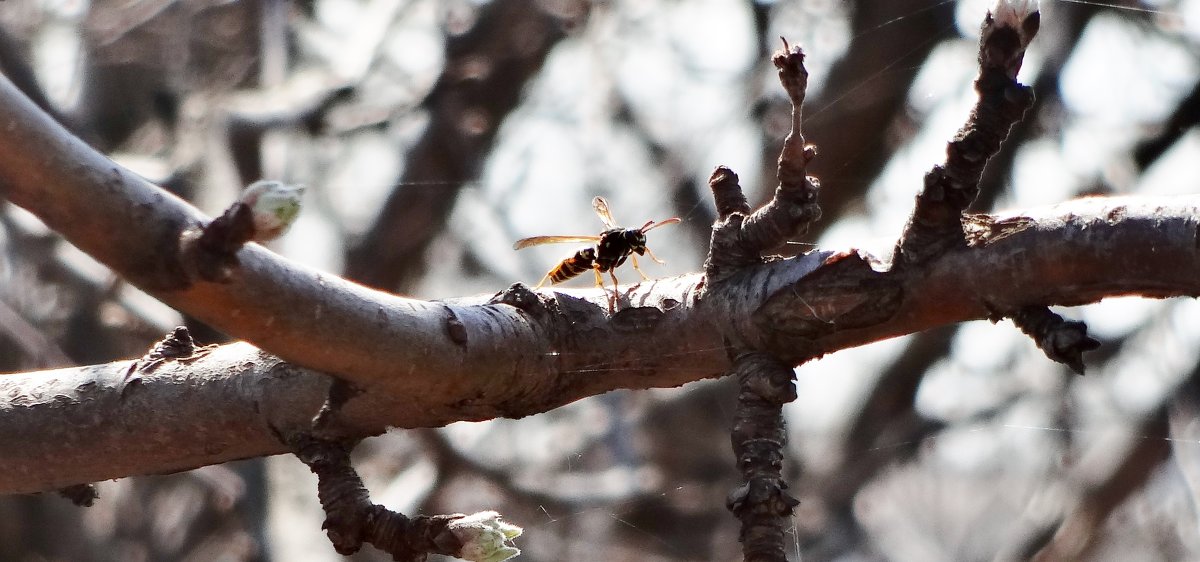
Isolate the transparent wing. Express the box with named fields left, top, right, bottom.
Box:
left=513, top=235, right=601, bottom=250
left=591, top=196, right=618, bottom=229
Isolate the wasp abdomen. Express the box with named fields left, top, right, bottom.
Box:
left=549, top=247, right=597, bottom=283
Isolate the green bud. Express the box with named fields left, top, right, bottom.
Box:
left=240, top=180, right=305, bottom=242
left=449, top=511, right=523, bottom=562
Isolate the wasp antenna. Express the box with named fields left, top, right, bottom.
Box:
left=641, top=217, right=682, bottom=233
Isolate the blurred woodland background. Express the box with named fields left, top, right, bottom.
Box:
left=2, top=0, right=1200, bottom=560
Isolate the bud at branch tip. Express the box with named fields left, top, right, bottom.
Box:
left=449, top=511, right=523, bottom=562
left=239, top=180, right=305, bottom=242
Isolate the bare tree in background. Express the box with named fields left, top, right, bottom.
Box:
left=2, top=1, right=1200, bottom=561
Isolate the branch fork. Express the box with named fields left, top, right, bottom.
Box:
left=703, top=41, right=821, bottom=286
left=702, top=38, right=820, bottom=562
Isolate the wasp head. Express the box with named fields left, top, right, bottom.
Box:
left=623, top=229, right=649, bottom=254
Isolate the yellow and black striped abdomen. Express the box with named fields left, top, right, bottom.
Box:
left=549, top=247, right=598, bottom=283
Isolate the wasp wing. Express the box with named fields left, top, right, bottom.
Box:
left=513, top=235, right=601, bottom=250
left=591, top=196, right=619, bottom=229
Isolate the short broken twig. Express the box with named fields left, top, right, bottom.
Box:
left=1007, top=305, right=1100, bottom=375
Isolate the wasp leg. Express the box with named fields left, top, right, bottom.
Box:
left=608, top=270, right=621, bottom=311
left=533, top=271, right=553, bottom=289
left=643, top=246, right=668, bottom=265
left=593, top=268, right=616, bottom=312
left=629, top=254, right=650, bottom=281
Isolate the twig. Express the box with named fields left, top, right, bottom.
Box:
left=725, top=352, right=799, bottom=562
left=703, top=41, right=821, bottom=285
left=288, top=433, right=521, bottom=562
left=894, top=1, right=1040, bottom=265
left=762, top=0, right=956, bottom=242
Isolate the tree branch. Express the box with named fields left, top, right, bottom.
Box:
left=3, top=170, right=1200, bottom=494
left=895, top=2, right=1039, bottom=265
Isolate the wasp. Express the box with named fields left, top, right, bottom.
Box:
left=514, top=196, right=681, bottom=306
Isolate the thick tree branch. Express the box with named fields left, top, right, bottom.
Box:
left=3, top=187, right=1200, bottom=494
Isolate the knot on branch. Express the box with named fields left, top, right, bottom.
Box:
left=57, top=483, right=98, bottom=507
left=146, top=326, right=197, bottom=360
left=126, top=326, right=215, bottom=387
left=489, top=282, right=548, bottom=316
left=1008, top=305, right=1100, bottom=375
